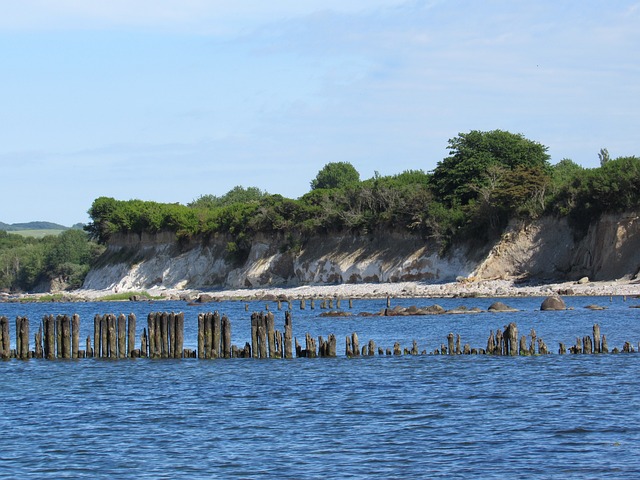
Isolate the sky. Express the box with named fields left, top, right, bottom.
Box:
left=1, top=0, right=639, bottom=226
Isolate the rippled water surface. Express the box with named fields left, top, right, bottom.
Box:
left=1, top=296, right=640, bottom=478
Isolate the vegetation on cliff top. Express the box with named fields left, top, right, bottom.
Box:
left=85, top=130, right=640, bottom=252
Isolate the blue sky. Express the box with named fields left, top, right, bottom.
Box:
left=1, top=0, right=638, bottom=226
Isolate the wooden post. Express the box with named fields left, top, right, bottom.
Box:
left=583, top=335, right=593, bottom=354
left=60, top=315, right=71, bottom=359
left=258, top=313, right=267, bottom=359
left=147, top=313, right=156, bottom=358
left=328, top=334, right=337, bottom=357
left=71, top=314, right=80, bottom=359
left=352, top=332, right=360, bottom=357
left=128, top=313, right=136, bottom=357
left=447, top=333, right=455, bottom=355
left=86, top=335, right=92, bottom=358
left=349, top=298, right=353, bottom=309
left=175, top=312, right=184, bottom=359
left=212, top=312, right=221, bottom=359
left=305, top=333, right=316, bottom=358
left=197, top=313, right=204, bottom=359
left=45, top=315, right=56, bottom=360
left=161, top=312, right=170, bottom=358
left=203, top=312, right=212, bottom=359
left=456, top=334, right=461, bottom=355
left=368, top=339, right=376, bottom=356
left=506, top=322, right=518, bottom=356
left=222, top=315, right=231, bottom=359
left=16, top=317, right=29, bottom=360
left=529, top=329, right=537, bottom=356
left=100, top=314, right=108, bottom=358
left=140, top=328, right=148, bottom=357
left=117, top=314, right=127, bottom=359
left=93, top=314, right=100, bottom=359
left=56, top=315, right=63, bottom=359
left=35, top=324, right=43, bottom=359
left=593, top=324, right=601, bottom=353
left=169, top=312, right=177, bottom=358
left=393, top=342, right=401, bottom=355
left=284, top=311, right=293, bottom=359
left=300, top=299, right=305, bottom=310
left=602, top=335, right=609, bottom=353
left=266, top=312, right=276, bottom=358
left=386, top=296, right=391, bottom=308
left=275, top=330, right=283, bottom=358
left=108, top=314, right=117, bottom=358
left=310, top=299, right=315, bottom=310
left=345, top=336, right=353, bottom=357
left=487, top=330, right=495, bottom=355
left=519, top=335, right=528, bottom=356
left=0, top=316, right=9, bottom=359
left=251, top=313, right=259, bottom=358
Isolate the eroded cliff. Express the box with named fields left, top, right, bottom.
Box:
left=82, top=212, right=640, bottom=291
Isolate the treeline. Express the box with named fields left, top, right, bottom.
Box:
left=0, top=230, right=104, bottom=293
left=86, top=130, right=640, bottom=262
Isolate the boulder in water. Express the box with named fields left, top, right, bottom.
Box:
left=488, top=301, right=518, bottom=312
left=540, top=295, right=566, bottom=311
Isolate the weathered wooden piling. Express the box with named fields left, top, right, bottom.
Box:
left=17, top=316, right=30, bottom=359
left=221, top=315, right=231, bottom=359
left=284, top=310, right=293, bottom=359
left=393, top=342, right=401, bottom=355
left=100, top=314, right=108, bottom=358
left=150, top=312, right=159, bottom=359
left=529, top=329, right=537, bottom=356
left=257, top=313, right=267, bottom=359
left=519, top=335, right=528, bottom=356
left=128, top=313, right=136, bottom=357
left=602, top=334, right=609, bottom=353
left=345, top=336, right=353, bottom=357
left=86, top=335, right=92, bottom=358
left=505, top=323, right=518, bottom=356
left=44, top=315, right=55, bottom=360
left=352, top=332, right=360, bottom=357
left=266, top=312, right=276, bottom=358
left=212, top=311, right=221, bottom=359
left=349, top=298, right=353, bottom=309
left=593, top=324, right=601, bottom=353
left=61, top=315, right=71, bottom=359
left=34, top=325, right=43, bottom=359
left=487, top=331, right=495, bottom=355
left=0, top=316, right=10, bottom=359
left=108, top=314, right=117, bottom=358
left=456, top=334, right=461, bottom=355
left=72, top=314, right=80, bottom=359
left=175, top=312, right=184, bottom=359
left=117, top=314, right=127, bottom=359
left=367, top=339, right=376, bottom=356
left=447, top=333, right=455, bottom=356
left=140, top=329, right=148, bottom=357
left=55, top=315, right=63, bottom=359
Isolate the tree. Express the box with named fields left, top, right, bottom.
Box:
left=310, top=162, right=360, bottom=190
left=598, top=148, right=610, bottom=166
left=189, top=186, right=267, bottom=209
left=431, top=130, right=551, bottom=206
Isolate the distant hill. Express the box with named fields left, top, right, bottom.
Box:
left=0, top=221, right=69, bottom=231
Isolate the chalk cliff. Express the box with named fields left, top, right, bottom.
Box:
left=82, top=212, right=640, bottom=291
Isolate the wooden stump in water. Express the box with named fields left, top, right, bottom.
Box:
left=602, top=335, right=609, bottom=353
left=59, top=314, right=70, bottom=359
left=212, top=312, right=221, bottom=359
left=519, top=335, right=528, bottom=356
left=327, top=334, right=337, bottom=357
left=349, top=298, right=353, bottom=309
left=86, top=335, right=92, bottom=358
left=345, top=336, right=353, bottom=357
left=529, top=329, right=537, bottom=356
left=267, top=312, right=276, bottom=358
left=295, top=338, right=302, bottom=357
left=34, top=324, right=43, bottom=359
left=15, top=317, right=30, bottom=360
left=55, top=315, right=63, bottom=359
left=447, top=333, right=455, bottom=356
left=300, top=299, right=305, bottom=310
left=593, top=324, right=601, bottom=353
left=352, top=332, right=360, bottom=357
left=94, top=314, right=101, bottom=359
left=117, top=314, right=126, bottom=359
left=151, top=313, right=160, bottom=359
left=72, top=314, right=80, bottom=359
left=221, top=315, right=231, bottom=359
left=367, top=339, right=376, bottom=356
left=456, top=334, right=461, bottom=355
left=108, top=314, right=117, bottom=358
left=393, top=342, right=401, bottom=355
left=257, top=313, right=267, bottom=359
left=128, top=313, right=136, bottom=358
left=45, top=315, right=56, bottom=360
left=487, top=331, right=495, bottom=355
left=583, top=335, right=593, bottom=354
left=284, top=311, right=293, bottom=359
left=140, top=328, right=148, bottom=358
left=505, top=323, right=518, bottom=356
left=100, top=315, right=108, bottom=358
left=160, top=312, right=169, bottom=358
left=0, top=316, right=10, bottom=359
left=175, top=312, right=184, bottom=359
left=558, top=343, right=566, bottom=355
left=411, top=340, right=418, bottom=356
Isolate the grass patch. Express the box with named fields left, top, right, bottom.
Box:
left=97, top=291, right=163, bottom=301
left=12, top=229, right=66, bottom=238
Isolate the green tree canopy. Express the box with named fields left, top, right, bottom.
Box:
left=189, top=186, right=267, bottom=209
left=431, top=130, right=551, bottom=206
left=310, top=162, right=360, bottom=190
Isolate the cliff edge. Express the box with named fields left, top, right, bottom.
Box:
left=82, top=212, right=640, bottom=291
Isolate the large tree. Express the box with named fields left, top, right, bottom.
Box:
left=310, top=162, right=360, bottom=190
left=431, top=130, right=551, bottom=206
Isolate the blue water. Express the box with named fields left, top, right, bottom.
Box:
left=1, top=295, right=639, bottom=478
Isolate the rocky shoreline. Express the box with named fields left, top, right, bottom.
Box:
left=3, top=277, right=639, bottom=303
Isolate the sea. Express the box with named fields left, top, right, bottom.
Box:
left=1, top=294, right=639, bottom=479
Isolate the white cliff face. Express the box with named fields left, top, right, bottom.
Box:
left=82, top=212, right=640, bottom=292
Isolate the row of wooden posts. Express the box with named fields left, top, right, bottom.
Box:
left=251, top=298, right=356, bottom=311
left=0, top=313, right=637, bottom=360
